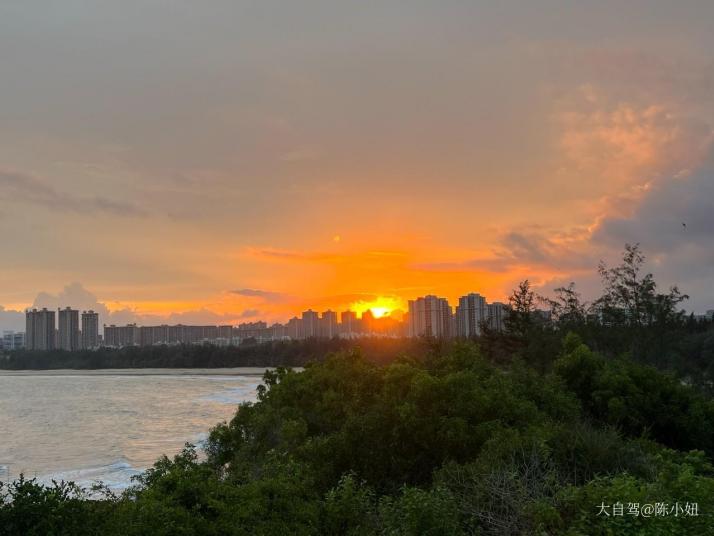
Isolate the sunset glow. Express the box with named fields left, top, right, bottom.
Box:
left=349, top=297, right=404, bottom=320
left=1, top=2, right=714, bottom=332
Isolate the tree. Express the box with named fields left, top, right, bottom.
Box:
left=539, top=282, right=587, bottom=329
left=505, top=280, right=536, bottom=338
left=594, top=243, right=687, bottom=328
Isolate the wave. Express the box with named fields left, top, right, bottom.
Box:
left=36, top=458, right=144, bottom=493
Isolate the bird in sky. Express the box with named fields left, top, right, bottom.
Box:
left=682, top=222, right=687, bottom=230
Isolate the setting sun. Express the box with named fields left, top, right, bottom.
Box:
left=369, top=306, right=390, bottom=318
left=349, top=297, right=404, bottom=319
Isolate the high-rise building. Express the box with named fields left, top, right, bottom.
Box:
left=340, top=310, right=359, bottom=336
left=407, top=295, right=453, bottom=338
left=319, top=310, right=338, bottom=338
left=81, top=310, right=100, bottom=349
left=287, top=316, right=302, bottom=339
left=361, top=310, right=375, bottom=334
left=57, top=307, right=80, bottom=351
left=25, top=308, right=56, bottom=350
left=301, top=310, right=319, bottom=338
left=487, top=302, right=507, bottom=331
left=455, top=293, right=489, bottom=337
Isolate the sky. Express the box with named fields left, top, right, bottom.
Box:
left=2, top=1, right=714, bottom=330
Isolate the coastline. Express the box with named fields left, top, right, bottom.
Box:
left=0, top=367, right=285, bottom=377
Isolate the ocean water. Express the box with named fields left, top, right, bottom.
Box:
left=0, top=369, right=263, bottom=491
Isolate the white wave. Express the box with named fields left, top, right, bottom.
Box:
left=36, top=458, right=144, bottom=493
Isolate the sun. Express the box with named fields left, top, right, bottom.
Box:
left=349, top=297, right=403, bottom=319
left=369, top=306, right=391, bottom=318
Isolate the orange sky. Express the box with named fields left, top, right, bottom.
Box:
left=2, top=3, right=714, bottom=328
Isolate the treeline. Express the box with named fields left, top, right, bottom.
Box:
left=0, top=338, right=428, bottom=370
left=2, top=336, right=714, bottom=534
left=480, top=243, right=714, bottom=392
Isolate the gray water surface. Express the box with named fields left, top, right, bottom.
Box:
left=0, top=369, right=263, bottom=490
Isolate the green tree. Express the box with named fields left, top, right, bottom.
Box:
left=594, top=243, right=687, bottom=328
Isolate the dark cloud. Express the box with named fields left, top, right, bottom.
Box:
left=414, top=230, right=596, bottom=274
left=501, top=232, right=550, bottom=264
left=592, top=168, right=714, bottom=312
left=0, top=170, right=146, bottom=217
left=593, top=171, right=714, bottom=251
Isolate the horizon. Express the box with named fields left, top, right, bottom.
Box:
left=4, top=279, right=713, bottom=336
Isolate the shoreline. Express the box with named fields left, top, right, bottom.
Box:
left=0, top=367, right=284, bottom=377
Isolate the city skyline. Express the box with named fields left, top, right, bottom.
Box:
left=2, top=3, right=714, bottom=326
left=0, top=286, right=532, bottom=351
left=11, top=289, right=710, bottom=351
left=15, top=289, right=511, bottom=348
left=0, top=282, right=506, bottom=332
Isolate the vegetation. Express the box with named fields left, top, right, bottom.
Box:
left=2, top=244, right=714, bottom=534
left=3, top=337, right=714, bottom=534
left=0, top=337, right=424, bottom=370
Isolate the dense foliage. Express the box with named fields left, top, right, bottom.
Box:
left=2, top=336, right=713, bottom=535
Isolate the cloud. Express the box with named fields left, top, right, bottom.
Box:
left=246, top=247, right=339, bottom=263
left=593, top=173, right=714, bottom=251
left=0, top=306, right=25, bottom=332
left=33, top=282, right=112, bottom=317
left=414, top=228, right=596, bottom=275
left=229, top=288, right=288, bottom=302
left=0, top=169, right=147, bottom=217
left=592, top=167, right=714, bottom=303
left=26, top=282, right=269, bottom=327
left=560, top=100, right=711, bottom=182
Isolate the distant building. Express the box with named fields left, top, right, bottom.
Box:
left=301, top=310, right=319, bottom=338
left=58, top=307, right=80, bottom=351
left=487, top=302, right=507, bottom=331
left=218, top=325, right=233, bottom=342
left=236, top=321, right=267, bottom=331
left=340, top=310, right=359, bottom=336
left=235, top=321, right=272, bottom=343
left=270, top=322, right=289, bottom=340
left=287, top=316, right=302, bottom=340
left=103, top=324, right=140, bottom=347
left=361, top=310, right=375, bottom=334
left=138, top=325, right=168, bottom=346
left=1, top=331, right=25, bottom=350
left=407, top=295, right=453, bottom=338
left=455, top=293, right=489, bottom=337
left=319, top=310, right=338, bottom=338
left=81, top=310, right=100, bottom=349
left=26, top=308, right=56, bottom=350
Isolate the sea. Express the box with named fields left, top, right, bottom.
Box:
left=0, top=369, right=264, bottom=491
